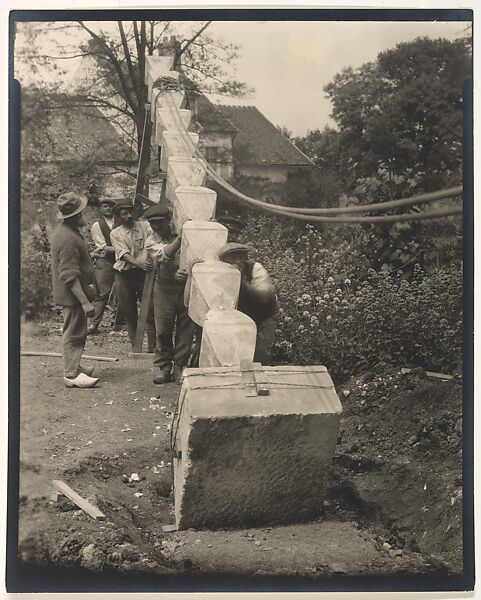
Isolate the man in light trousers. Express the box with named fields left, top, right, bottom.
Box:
left=51, top=192, right=99, bottom=388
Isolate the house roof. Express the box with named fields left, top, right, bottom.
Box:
left=182, top=79, right=237, bottom=134
left=215, top=105, right=313, bottom=167
left=21, top=91, right=135, bottom=163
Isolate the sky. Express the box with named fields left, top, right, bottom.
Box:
left=14, top=19, right=468, bottom=137
left=208, top=20, right=467, bottom=136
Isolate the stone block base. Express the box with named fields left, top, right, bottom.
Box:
left=172, top=365, right=342, bottom=530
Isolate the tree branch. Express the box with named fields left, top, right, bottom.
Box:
left=41, top=52, right=93, bottom=60
left=152, top=22, right=171, bottom=51
left=182, top=62, right=226, bottom=86
left=118, top=21, right=142, bottom=107
left=178, top=22, right=212, bottom=58
left=139, top=21, right=147, bottom=95
left=148, top=21, right=154, bottom=55
left=78, top=21, right=138, bottom=114
left=68, top=94, right=136, bottom=121
left=133, top=21, right=142, bottom=64
left=100, top=166, right=137, bottom=178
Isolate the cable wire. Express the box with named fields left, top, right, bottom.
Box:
left=162, top=90, right=463, bottom=224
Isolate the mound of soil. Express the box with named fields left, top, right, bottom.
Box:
left=333, top=366, right=463, bottom=572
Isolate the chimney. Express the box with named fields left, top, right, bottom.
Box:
left=157, top=35, right=182, bottom=73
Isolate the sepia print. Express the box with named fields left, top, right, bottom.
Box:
left=9, top=10, right=473, bottom=593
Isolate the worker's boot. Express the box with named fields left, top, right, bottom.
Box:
left=172, top=364, right=184, bottom=384
left=153, top=369, right=171, bottom=385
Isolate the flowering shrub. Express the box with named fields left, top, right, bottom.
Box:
left=241, top=216, right=463, bottom=383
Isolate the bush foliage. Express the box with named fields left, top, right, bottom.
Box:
left=241, top=215, right=463, bottom=383
left=21, top=225, right=53, bottom=319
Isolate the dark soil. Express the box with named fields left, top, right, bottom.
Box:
left=15, top=318, right=464, bottom=587
left=334, top=366, right=463, bottom=572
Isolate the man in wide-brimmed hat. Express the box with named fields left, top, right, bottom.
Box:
left=51, top=192, right=99, bottom=388
left=144, top=204, right=194, bottom=384
left=110, top=199, right=156, bottom=351
left=88, top=197, right=118, bottom=334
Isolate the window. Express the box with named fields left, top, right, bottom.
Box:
left=205, top=146, right=219, bottom=163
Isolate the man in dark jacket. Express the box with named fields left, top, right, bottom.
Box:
left=51, top=192, right=99, bottom=388
left=218, top=242, right=278, bottom=365
left=144, top=205, right=194, bottom=384
left=88, top=197, right=117, bottom=334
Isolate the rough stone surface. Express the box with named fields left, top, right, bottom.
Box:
left=155, top=109, right=192, bottom=143
left=160, top=132, right=199, bottom=171
left=199, top=308, right=256, bottom=366
left=172, top=186, right=217, bottom=234
left=179, top=220, right=228, bottom=271
left=166, top=159, right=206, bottom=202
left=189, top=267, right=241, bottom=327
left=145, top=55, right=174, bottom=82
left=173, top=365, right=342, bottom=530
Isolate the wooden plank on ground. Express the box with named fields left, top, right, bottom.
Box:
left=21, top=351, right=118, bottom=362
left=132, top=269, right=155, bottom=354
left=128, top=352, right=155, bottom=359
left=52, top=480, right=106, bottom=521
left=400, top=367, right=454, bottom=380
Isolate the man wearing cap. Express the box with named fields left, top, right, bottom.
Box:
left=217, top=215, right=244, bottom=243
left=144, top=205, right=194, bottom=384
left=51, top=192, right=99, bottom=388
left=88, top=197, right=117, bottom=334
left=218, top=242, right=279, bottom=365
left=110, top=200, right=156, bottom=351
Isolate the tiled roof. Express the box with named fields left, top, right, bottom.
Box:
left=22, top=91, right=135, bottom=163
left=182, top=77, right=238, bottom=134
left=215, top=105, right=313, bottom=167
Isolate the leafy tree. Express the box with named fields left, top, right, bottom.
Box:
left=324, top=36, right=471, bottom=193
left=14, top=20, right=251, bottom=206
left=293, top=126, right=345, bottom=181
left=19, top=87, right=109, bottom=230
left=276, top=125, right=293, bottom=139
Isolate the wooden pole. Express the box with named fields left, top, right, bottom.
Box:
left=21, top=351, right=118, bottom=362
left=132, top=268, right=156, bottom=353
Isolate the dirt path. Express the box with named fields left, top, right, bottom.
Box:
left=15, top=319, right=463, bottom=587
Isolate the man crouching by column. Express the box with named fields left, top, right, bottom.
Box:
left=218, top=243, right=279, bottom=365
left=144, top=205, right=194, bottom=384
left=51, top=192, right=99, bottom=388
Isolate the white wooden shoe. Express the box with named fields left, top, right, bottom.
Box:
left=63, top=373, right=99, bottom=388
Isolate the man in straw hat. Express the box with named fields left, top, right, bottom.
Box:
left=51, top=192, right=99, bottom=388
left=110, top=199, right=156, bottom=352
left=88, top=197, right=117, bottom=334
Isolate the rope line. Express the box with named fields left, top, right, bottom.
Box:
left=249, top=203, right=463, bottom=224
left=164, top=91, right=462, bottom=224
left=183, top=368, right=328, bottom=377
left=184, top=382, right=337, bottom=390
left=270, top=187, right=463, bottom=215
